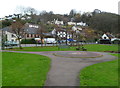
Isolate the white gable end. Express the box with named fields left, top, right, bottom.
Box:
left=102, top=34, right=109, bottom=39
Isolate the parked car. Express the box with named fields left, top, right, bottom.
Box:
left=4, top=41, right=18, bottom=47
left=44, top=38, right=57, bottom=44
left=111, top=38, right=120, bottom=44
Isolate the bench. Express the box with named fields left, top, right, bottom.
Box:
left=58, top=44, right=70, bottom=50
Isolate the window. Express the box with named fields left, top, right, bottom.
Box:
left=31, top=34, right=33, bottom=37
left=27, top=34, right=29, bottom=37
left=12, top=34, right=15, bottom=37
left=104, top=37, right=107, bottom=39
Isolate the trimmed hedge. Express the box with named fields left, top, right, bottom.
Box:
left=21, top=39, right=37, bottom=44
left=112, top=40, right=120, bottom=44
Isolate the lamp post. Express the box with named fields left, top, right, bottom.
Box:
left=65, top=29, right=68, bottom=45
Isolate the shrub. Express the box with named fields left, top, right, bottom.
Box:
left=112, top=40, right=120, bottom=44
left=21, top=39, right=36, bottom=44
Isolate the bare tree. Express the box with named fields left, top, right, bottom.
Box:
left=69, top=9, right=76, bottom=18
left=15, top=6, right=37, bottom=15
left=10, top=20, right=25, bottom=49
left=37, top=23, right=46, bottom=47
left=83, top=28, right=96, bottom=42
left=15, top=6, right=38, bottom=23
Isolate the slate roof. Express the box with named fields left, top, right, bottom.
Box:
left=106, top=34, right=115, bottom=38
left=1, top=27, right=11, bottom=32
left=24, top=27, right=38, bottom=34
left=1, top=26, right=53, bottom=37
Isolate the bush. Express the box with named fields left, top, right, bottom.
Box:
left=21, top=39, right=37, bottom=44
left=112, top=40, right=120, bottom=44
left=98, top=39, right=111, bottom=44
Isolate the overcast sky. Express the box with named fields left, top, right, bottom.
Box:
left=0, top=0, right=119, bottom=18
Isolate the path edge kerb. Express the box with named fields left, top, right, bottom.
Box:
left=53, top=53, right=103, bottom=58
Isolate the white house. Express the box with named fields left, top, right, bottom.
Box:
left=47, top=19, right=64, bottom=25
left=76, top=22, right=87, bottom=26
left=4, top=31, right=18, bottom=42
left=111, top=38, right=120, bottom=42
left=102, top=34, right=109, bottom=39
left=72, top=26, right=82, bottom=31
left=100, top=33, right=120, bottom=44
left=68, top=22, right=76, bottom=25
left=101, top=33, right=115, bottom=40
left=1, top=27, right=19, bottom=43
left=54, top=19, right=64, bottom=25
left=51, top=28, right=72, bottom=39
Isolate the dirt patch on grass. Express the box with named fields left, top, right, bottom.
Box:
left=104, top=51, right=120, bottom=53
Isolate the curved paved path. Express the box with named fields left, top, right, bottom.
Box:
left=2, top=50, right=118, bottom=86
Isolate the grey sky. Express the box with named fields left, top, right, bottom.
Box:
left=0, top=0, right=119, bottom=18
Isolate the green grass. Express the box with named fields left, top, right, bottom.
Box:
left=80, top=54, right=119, bottom=86
left=0, top=52, right=2, bottom=87
left=7, top=46, right=76, bottom=51
left=2, top=52, right=51, bottom=86
left=84, top=44, right=119, bottom=52
left=7, top=44, right=119, bottom=52
left=3, top=44, right=119, bottom=86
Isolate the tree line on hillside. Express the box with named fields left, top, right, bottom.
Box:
left=1, top=7, right=119, bottom=35
left=1, top=7, right=120, bottom=49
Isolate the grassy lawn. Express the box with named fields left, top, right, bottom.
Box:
left=80, top=54, right=119, bottom=86
left=3, top=44, right=119, bottom=86
left=0, top=52, right=2, bottom=87
left=84, top=44, right=119, bottom=52
left=7, top=44, right=119, bottom=52
left=2, top=52, right=51, bottom=86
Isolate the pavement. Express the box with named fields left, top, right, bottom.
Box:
left=1, top=50, right=118, bottom=86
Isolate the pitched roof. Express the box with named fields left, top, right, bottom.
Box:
left=24, top=27, right=38, bottom=34
left=1, top=26, right=53, bottom=37
left=106, top=34, right=115, bottom=38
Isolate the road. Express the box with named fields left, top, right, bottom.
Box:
left=3, top=42, right=97, bottom=49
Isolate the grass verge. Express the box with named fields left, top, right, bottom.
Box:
left=2, top=52, right=51, bottom=86
left=80, top=54, right=119, bottom=86
left=7, top=44, right=119, bottom=52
